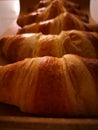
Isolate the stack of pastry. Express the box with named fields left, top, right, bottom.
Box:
left=0, top=0, right=98, bottom=117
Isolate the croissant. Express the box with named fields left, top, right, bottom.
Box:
left=17, top=12, right=95, bottom=35
left=17, top=0, right=66, bottom=27
left=0, top=52, right=10, bottom=65
left=17, top=0, right=88, bottom=27
left=38, top=0, right=88, bottom=21
left=30, top=0, right=80, bottom=12
left=0, top=30, right=98, bottom=62
left=0, top=54, right=98, bottom=117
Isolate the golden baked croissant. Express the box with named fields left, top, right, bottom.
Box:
left=0, top=54, right=98, bottom=117
left=17, top=0, right=88, bottom=27
left=30, top=0, right=80, bottom=12
left=17, top=12, right=96, bottom=35
left=17, top=0, right=66, bottom=27
left=0, top=30, right=98, bottom=62
left=27, top=0, right=80, bottom=13
left=39, top=0, right=88, bottom=22
left=37, top=0, right=88, bottom=22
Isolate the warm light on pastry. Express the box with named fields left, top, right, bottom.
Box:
left=0, top=54, right=98, bottom=117
left=0, top=30, right=98, bottom=62
left=17, top=0, right=88, bottom=27
left=0, top=0, right=98, bottom=118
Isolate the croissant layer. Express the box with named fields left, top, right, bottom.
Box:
left=17, top=0, right=88, bottom=27
left=17, top=12, right=95, bottom=35
left=0, top=54, right=98, bottom=117
left=0, top=30, right=98, bottom=62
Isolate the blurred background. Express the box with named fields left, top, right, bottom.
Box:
left=0, top=0, right=20, bottom=35
left=90, top=0, right=98, bottom=24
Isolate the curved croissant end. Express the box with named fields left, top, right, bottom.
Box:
left=0, top=54, right=98, bottom=117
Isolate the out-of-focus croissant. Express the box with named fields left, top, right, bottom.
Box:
left=29, top=0, right=80, bottom=12
left=1, top=30, right=98, bottom=62
left=39, top=0, right=80, bottom=9
left=0, top=54, right=98, bottom=117
left=38, top=0, right=88, bottom=21
left=17, top=0, right=67, bottom=27
left=17, top=12, right=96, bottom=34
left=17, top=0, right=88, bottom=27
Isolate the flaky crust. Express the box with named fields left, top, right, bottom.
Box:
left=0, top=30, right=98, bottom=62
left=17, top=0, right=88, bottom=27
left=28, top=0, right=80, bottom=12
left=17, top=12, right=94, bottom=34
left=17, top=0, right=66, bottom=27
left=0, top=54, right=98, bottom=117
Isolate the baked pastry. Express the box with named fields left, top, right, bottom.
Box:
left=0, top=30, right=98, bottom=62
left=17, top=0, right=66, bottom=27
left=39, top=0, right=80, bottom=9
left=0, top=54, right=98, bottom=117
left=0, top=0, right=98, bottom=118
left=28, top=0, right=80, bottom=12
left=39, top=0, right=88, bottom=22
left=17, top=12, right=96, bottom=35
left=17, top=0, right=88, bottom=27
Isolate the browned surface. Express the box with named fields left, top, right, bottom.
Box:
left=0, top=0, right=98, bottom=129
